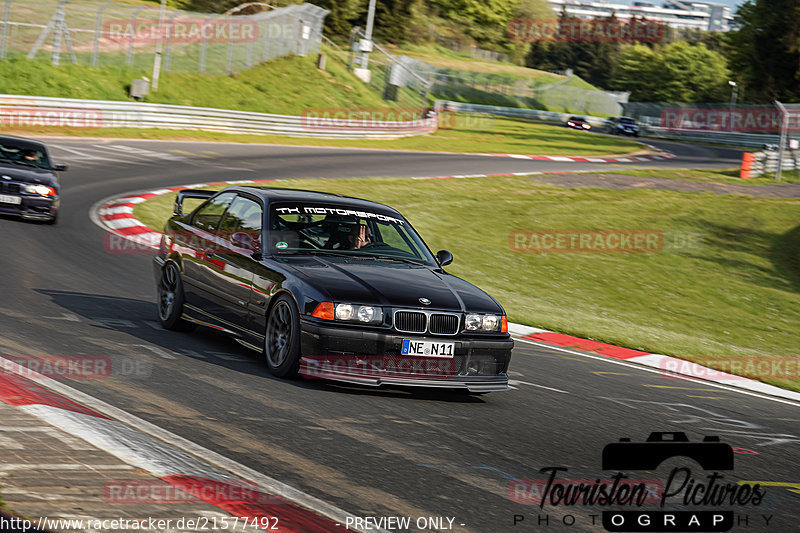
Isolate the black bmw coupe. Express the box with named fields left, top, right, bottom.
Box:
left=154, top=187, right=513, bottom=392
left=0, top=135, right=66, bottom=224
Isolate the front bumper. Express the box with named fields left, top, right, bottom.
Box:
left=0, top=195, right=58, bottom=220
left=299, top=318, right=514, bottom=392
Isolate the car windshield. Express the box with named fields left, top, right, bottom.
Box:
left=269, top=202, right=437, bottom=266
left=570, top=116, right=585, bottom=121
left=0, top=141, right=51, bottom=169
left=619, top=118, right=636, bottom=124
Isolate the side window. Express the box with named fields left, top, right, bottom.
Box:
left=219, top=196, right=263, bottom=252
left=191, top=192, right=236, bottom=232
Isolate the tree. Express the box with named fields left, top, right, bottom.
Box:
left=726, top=0, right=800, bottom=102
left=610, top=42, right=729, bottom=102
left=610, top=44, right=660, bottom=100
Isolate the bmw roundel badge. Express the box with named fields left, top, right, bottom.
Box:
left=419, top=297, right=431, bottom=305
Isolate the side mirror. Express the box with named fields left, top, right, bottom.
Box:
left=435, top=249, right=453, bottom=267
left=52, top=163, right=68, bottom=172
left=231, top=231, right=260, bottom=254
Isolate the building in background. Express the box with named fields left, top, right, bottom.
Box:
left=547, top=0, right=734, bottom=31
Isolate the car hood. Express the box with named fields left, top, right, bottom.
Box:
left=282, top=255, right=503, bottom=313
left=0, top=163, right=57, bottom=187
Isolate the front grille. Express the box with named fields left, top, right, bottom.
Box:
left=0, top=182, right=21, bottom=194
left=394, top=311, right=426, bottom=333
left=429, top=313, right=459, bottom=335
left=393, top=310, right=461, bottom=336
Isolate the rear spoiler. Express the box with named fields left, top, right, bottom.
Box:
left=174, top=189, right=216, bottom=215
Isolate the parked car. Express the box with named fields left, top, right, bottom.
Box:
left=0, top=134, right=66, bottom=224
left=566, top=116, right=592, bottom=131
left=154, top=187, right=514, bottom=393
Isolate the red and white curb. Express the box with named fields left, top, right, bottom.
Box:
left=476, top=145, right=674, bottom=163
left=508, top=323, right=800, bottom=404
left=93, top=169, right=619, bottom=248
left=94, top=178, right=800, bottom=405
left=0, top=356, right=354, bottom=532
left=95, top=179, right=281, bottom=250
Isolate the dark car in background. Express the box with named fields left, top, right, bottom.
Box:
left=606, top=116, right=640, bottom=137
left=566, top=116, right=592, bottom=131
left=154, top=187, right=514, bottom=393
left=0, top=135, right=67, bottom=224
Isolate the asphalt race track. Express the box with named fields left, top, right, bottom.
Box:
left=1, top=137, right=798, bottom=532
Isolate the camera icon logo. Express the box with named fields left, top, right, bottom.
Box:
left=602, top=432, right=734, bottom=471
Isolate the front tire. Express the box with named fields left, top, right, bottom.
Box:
left=157, top=263, right=195, bottom=331
left=264, top=295, right=301, bottom=378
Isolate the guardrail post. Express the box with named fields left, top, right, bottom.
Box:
left=0, top=0, right=11, bottom=60
left=226, top=14, right=235, bottom=74
left=127, top=6, right=144, bottom=66
left=91, top=1, right=111, bottom=67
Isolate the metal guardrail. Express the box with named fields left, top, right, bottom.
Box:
left=749, top=150, right=800, bottom=178
left=0, top=95, right=436, bottom=138
left=441, top=101, right=788, bottom=148
left=640, top=126, right=781, bottom=148
left=439, top=101, right=604, bottom=125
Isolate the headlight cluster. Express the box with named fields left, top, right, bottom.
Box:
left=335, top=303, right=382, bottom=323
left=465, top=314, right=506, bottom=332
left=24, top=184, right=57, bottom=196
left=311, top=302, right=383, bottom=324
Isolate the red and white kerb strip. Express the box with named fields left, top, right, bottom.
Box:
left=0, top=357, right=348, bottom=532
left=477, top=144, right=675, bottom=163
left=97, top=179, right=278, bottom=250
left=508, top=324, right=800, bottom=403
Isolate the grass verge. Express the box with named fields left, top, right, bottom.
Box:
left=0, top=51, right=392, bottom=116
left=608, top=167, right=800, bottom=185
left=7, top=116, right=644, bottom=156
left=135, top=174, right=800, bottom=391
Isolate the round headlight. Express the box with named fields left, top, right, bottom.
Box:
left=482, top=315, right=500, bottom=331
left=24, top=184, right=56, bottom=196
left=335, top=304, right=355, bottom=321
left=465, top=314, right=482, bottom=330
left=357, top=306, right=377, bottom=323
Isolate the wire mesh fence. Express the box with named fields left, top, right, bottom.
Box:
left=0, top=0, right=328, bottom=74
left=346, top=29, right=628, bottom=116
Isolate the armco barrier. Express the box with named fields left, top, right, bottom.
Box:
left=0, top=95, right=436, bottom=139
left=441, top=101, right=789, bottom=149
left=439, top=100, right=601, bottom=126
left=746, top=149, right=800, bottom=178
left=640, top=126, right=781, bottom=148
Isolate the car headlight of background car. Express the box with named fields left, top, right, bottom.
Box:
left=23, top=184, right=57, bottom=196
left=465, top=313, right=507, bottom=332
left=312, top=302, right=384, bottom=324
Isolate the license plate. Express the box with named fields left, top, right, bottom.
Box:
left=0, top=194, right=21, bottom=205
left=401, top=339, right=454, bottom=358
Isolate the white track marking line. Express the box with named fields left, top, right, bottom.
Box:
left=508, top=380, right=569, bottom=394
left=0, top=464, right=134, bottom=471
left=514, top=337, right=800, bottom=408
left=0, top=355, right=369, bottom=530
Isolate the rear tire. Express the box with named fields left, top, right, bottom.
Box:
left=264, top=295, right=301, bottom=378
left=157, top=263, right=195, bottom=331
